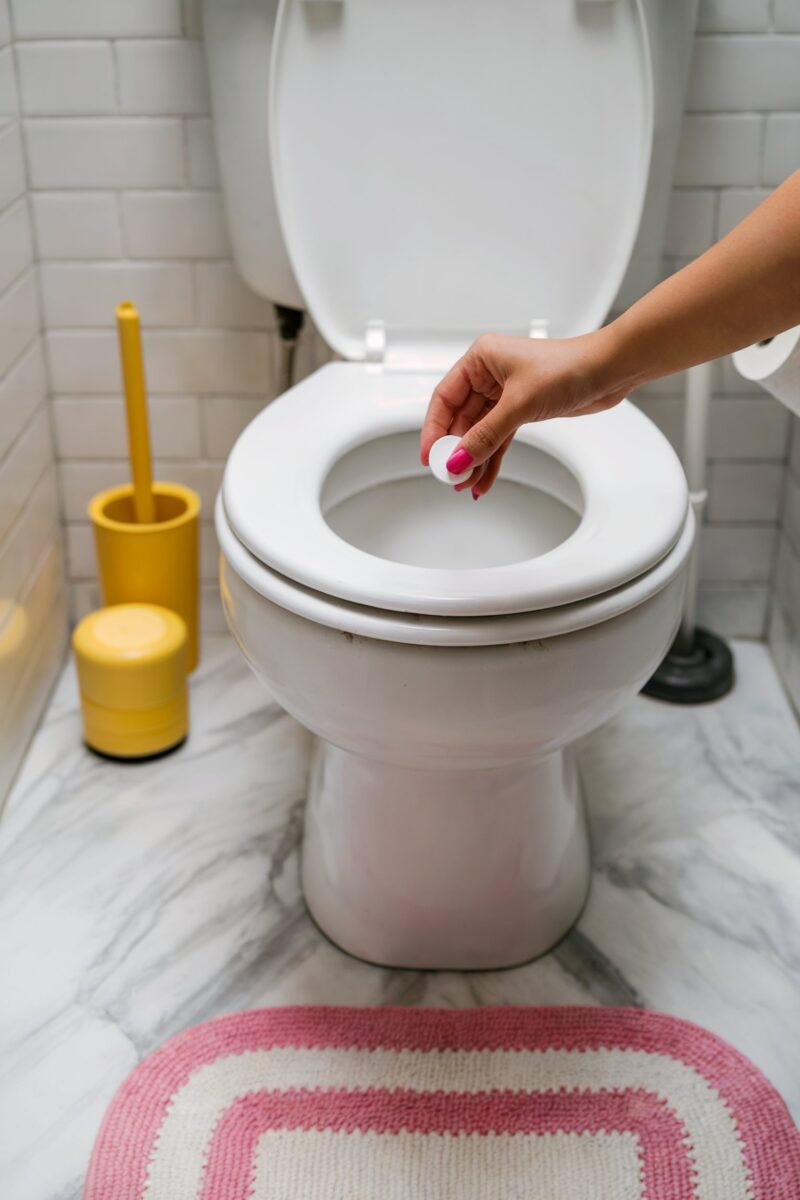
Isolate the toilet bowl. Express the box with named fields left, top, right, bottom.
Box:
left=217, top=365, right=693, bottom=968
left=206, top=0, right=699, bottom=968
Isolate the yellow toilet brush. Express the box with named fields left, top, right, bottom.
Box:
left=116, top=301, right=156, bottom=525
left=87, top=302, right=201, bottom=672
left=73, top=302, right=202, bottom=759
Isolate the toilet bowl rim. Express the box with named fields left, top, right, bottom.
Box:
left=216, top=494, right=695, bottom=648
left=223, top=367, right=689, bottom=618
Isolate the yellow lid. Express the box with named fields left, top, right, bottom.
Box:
left=72, top=604, right=188, bottom=758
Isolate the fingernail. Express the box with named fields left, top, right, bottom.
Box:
left=446, top=447, right=474, bottom=474
left=471, top=488, right=480, bottom=501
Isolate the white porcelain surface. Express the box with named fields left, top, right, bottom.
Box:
left=213, top=0, right=689, bottom=973
left=303, top=744, right=590, bottom=970
left=269, top=0, right=651, bottom=355
left=220, top=527, right=688, bottom=966
left=202, top=0, right=303, bottom=308
left=1, top=636, right=798, bottom=1199
left=221, top=552, right=687, bottom=771
left=218, top=493, right=694, bottom=647
left=206, top=1, right=698, bottom=334
left=223, top=370, right=689, bottom=618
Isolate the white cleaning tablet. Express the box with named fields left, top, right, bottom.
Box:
left=428, top=435, right=473, bottom=485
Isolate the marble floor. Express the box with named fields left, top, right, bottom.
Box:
left=1, top=635, right=798, bottom=1198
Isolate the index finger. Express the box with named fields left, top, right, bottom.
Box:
left=419, top=356, right=473, bottom=464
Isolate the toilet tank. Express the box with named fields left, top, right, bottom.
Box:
left=203, top=0, right=698, bottom=318
left=203, top=0, right=303, bottom=309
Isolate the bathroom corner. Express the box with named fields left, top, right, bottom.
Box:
left=0, top=0, right=67, bottom=803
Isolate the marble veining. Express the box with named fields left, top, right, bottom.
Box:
left=1, top=636, right=798, bottom=1198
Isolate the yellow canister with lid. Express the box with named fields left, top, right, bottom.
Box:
left=89, top=482, right=200, bottom=672
left=72, top=603, right=188, bottom=759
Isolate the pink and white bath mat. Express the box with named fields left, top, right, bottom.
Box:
left=84, top=1006, right=799, bottom=1199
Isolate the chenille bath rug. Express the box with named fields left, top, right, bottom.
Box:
left=83, top=1006, right=799, bottom=1199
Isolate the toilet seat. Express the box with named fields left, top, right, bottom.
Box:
left=217, top=488, right=694, bottom=647
left=222, top=363, right=688, bottom=619
left=217, top=0, right=685, bottom=624
left=269, top=0, right=653, bottom=356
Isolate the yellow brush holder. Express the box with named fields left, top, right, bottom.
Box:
left=73, top=603, right=188, bottom=759
left=89, top=482, right=200, bottom=672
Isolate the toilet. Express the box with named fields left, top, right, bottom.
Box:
left=206, top=0, right=699, bottom=970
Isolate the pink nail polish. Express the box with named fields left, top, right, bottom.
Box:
left=446, top=447, right=474, bottom=474
left=471, top=488, right=480, bottom=501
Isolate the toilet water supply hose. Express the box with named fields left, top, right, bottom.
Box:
left=275, top=304, right=306, bottom=393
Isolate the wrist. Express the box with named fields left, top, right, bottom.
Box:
left=584, top=319, right=648, bottom=400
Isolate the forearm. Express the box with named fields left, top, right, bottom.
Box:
left=596, top=169, right=800, bottom=395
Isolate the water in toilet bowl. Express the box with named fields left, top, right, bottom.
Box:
left=322, top=432, right=582, bottom=572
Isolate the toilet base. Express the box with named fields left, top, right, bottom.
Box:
left=301, top=742, right=591, bottom=971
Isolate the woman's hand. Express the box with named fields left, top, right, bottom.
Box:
left=420, top=173, right=800, bottom=498
left=420, top=329, right=627, bottom=498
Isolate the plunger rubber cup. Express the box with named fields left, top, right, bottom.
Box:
left=89, top=482, right=201, bottom=672
left=641, top=627, right=734, bottom=704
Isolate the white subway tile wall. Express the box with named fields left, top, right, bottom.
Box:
left=675, top=114, right=762, bottom=185
left=770, top=416, right=800, bottom=711
left=119, top=190, right=229, bottom=258
left=6, top=2, right=800, bottom=663
left=16, top=41, right=116, bottom=114
left=716, top=186, right=772, bottom=235
left=25, top=118, right=186, bottom=188
left=52, top=395, right=202, bottom=460
left=0, top=122, right=24, bottom=207
left=186, top=117, right=219, bottom=187
left=697, top=1, right=770, bottom=34
left=40, top=262, right=194, bottom=327
left=773, top=1, right=800, bottom=35
left=630, top=15, right=800, bottom=648
left=687, top=36, right=800, bottom=111
left=0, top=45, right=16, bottom=114
left=116, top=40, right=209, bottom=114
left=11, top=1, right=182, bottom=40
left=0, top=199, right=33, bottom=292
left=31, top=192, right=123, bottom=258
left=0, top=0, right=66, bottom=805
left=663, top=189, right=716, bottom=256
left=763, top=114, right=800, bottom=183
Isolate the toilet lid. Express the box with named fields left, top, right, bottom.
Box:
left=222, top=364, right=689, bottom=618
left=269, top=0, right=653, bottom=362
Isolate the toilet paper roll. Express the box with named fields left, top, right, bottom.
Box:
left=732, top=325, right=800, bottom=418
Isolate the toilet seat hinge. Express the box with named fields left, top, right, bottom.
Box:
left=365, top=319, right=386, bottom=363
left=528, top=319, right=550, bottom=340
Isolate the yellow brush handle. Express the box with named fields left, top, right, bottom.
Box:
left=116, top=301, right=155, bottom=524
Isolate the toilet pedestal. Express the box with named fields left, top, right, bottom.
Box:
left=301, top=741, right=591, bottom=970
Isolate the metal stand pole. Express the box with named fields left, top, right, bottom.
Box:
left=641, top=362, right=734, bottom=703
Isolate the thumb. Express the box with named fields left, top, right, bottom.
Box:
left=445, top=394, right=520, bottom=473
